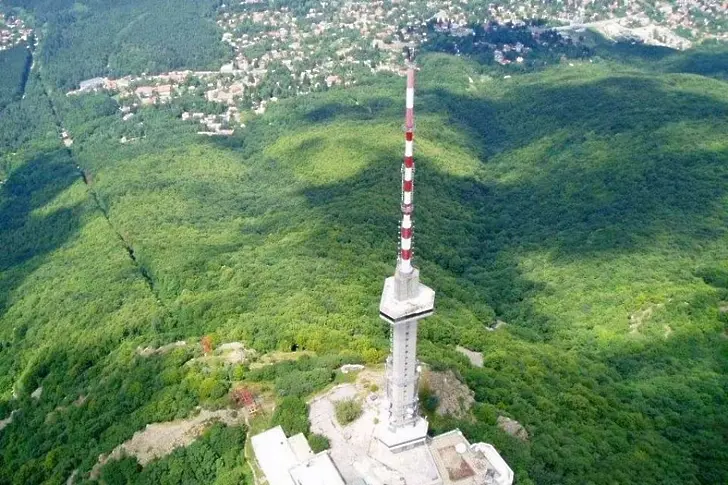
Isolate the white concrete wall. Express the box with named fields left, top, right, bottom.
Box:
left=387, top=319, right=420, bottom=427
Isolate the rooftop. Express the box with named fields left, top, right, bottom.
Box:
left=430, top=430, right=514, bottom=485
left=251, top=425, right=345, bottom=485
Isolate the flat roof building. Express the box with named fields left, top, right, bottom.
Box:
left=251, top=425, right=346, bottom=485
left=430, top=430, right=514, bottom=485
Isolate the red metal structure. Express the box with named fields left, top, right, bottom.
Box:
left=232, top=387, right=258, bottom=415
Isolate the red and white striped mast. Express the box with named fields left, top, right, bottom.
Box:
left=399, top=58, right=416, bottom=275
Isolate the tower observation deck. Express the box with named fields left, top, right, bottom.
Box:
left=376, top=58, right=435, bottom=452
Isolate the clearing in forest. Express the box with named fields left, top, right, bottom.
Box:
left=90, top=408, right=246, bottom=478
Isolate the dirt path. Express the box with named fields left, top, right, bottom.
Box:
left=187, top=341, right=251, bottom=366
left=456, top=346, right=483, bottom=367
left=91, top=408, right=245, bottom=478
left=0, top=411, right=17, bottom=432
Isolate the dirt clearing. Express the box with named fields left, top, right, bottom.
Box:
left=456, top=346, right=483, bottom=367
left=0, top=411, right=17, bottom=432
left=91, top=408, right=245, bottom=478
left=422, top=369, right=475, bottom=419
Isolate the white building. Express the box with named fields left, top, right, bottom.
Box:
left=251, top=425, right=346, bottom=485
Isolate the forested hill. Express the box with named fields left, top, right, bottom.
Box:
left=0, top=14, right=727, bottom=485
left=3, top=0, right=229, bottom=90
left=0, top=44, right=32, bottom=111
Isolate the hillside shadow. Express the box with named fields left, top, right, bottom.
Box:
left=299, top=133, right=727, bottom=340
left=197, top=68, right=728, bottom=345
left=661, top=48, right=728, bottom=80
left=426, top=73, right=728, bottom=156
left=589, top=35, right=728, bottom=80
left=419, top=21, right=728, bottom=81
left=304, top=96, right=400, bottom=124
left=293, top=73, right=728, bottom=340
left=282, top=72, right=728, bottom=162
left=0, top=150, right=83, bottom=317
left=595, top=40, right=676, bottom=63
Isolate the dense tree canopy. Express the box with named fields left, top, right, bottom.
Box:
left=6, top=0, right=230, bottom=90
left=0, top=44, right=31, bottom=111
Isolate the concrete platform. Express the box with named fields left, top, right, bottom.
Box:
left=373, top=413, right=428, bottom=452
left=309, top=382, right=441, bottom=485
left=379, top=274, right=435, bottom=324
left=308, top=373, right=513, bottom=485
left=367, top=438, right=442, bottom=485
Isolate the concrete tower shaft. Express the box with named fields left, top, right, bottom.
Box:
left=386, top=318, right=420, bottom=427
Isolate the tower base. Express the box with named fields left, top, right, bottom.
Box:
left=374, top=402, right=429, bottom=453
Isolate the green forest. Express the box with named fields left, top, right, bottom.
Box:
left=4, top=0, right=229, bottom=90
left=0, top=3, right=727, bottom=483
left=0, top=44, right=32, bottom=111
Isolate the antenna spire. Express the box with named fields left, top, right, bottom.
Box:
left=399, top=62, right=416, bottom=275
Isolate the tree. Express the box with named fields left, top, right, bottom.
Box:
left=271, top=396, right=309, bottom=436
left=201, top=335, right=213, bottom=355
left=334, top=399, right=362, bottom=426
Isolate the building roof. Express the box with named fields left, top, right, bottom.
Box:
left=429, top=429, right=514, bottom=485
left=251, top=425, right=345, bottom=485
left=288, top=433, right=315, bottom=462
left=251, top=426, right=300, bottom=485
left=290, top=453, right=346, bottom=485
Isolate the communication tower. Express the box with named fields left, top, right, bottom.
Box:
left=376, top=52, right=435, bottom=452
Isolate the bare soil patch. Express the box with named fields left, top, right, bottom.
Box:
left=497, top=415, right=529, bottom=441
left=65, top=469, right=78, bottom=485
left=249, top=349, right=313, bottom=369
left=90, top=408, right=245, bottom=478
left=422, top=369, right=475, bottom=419
left=137, top=341, right=187, bottom=357
left=188, top=341, right=253, bottom=366
left=0, top=411, right=17, bottom=432
left=455, top=346, right=483, bottom=367
left=629, top=304, right=664, bottom=334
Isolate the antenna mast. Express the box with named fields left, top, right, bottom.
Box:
left=399, top=51, right=416, bottom=275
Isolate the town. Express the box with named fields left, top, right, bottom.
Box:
left=56, top=0, right=726, bottom=136
left=0, top=11, right=32, bottom=51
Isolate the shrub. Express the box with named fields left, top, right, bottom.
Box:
left=271, top=396, right=309, bottom=436
left=334, top=399, right=362, bottom=426
left=307, top=433, right=330, bottom=453
left=419, top=385, right=439, bottom=414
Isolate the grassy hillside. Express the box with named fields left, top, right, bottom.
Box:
left=1, top=50, right=727, bottom=484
